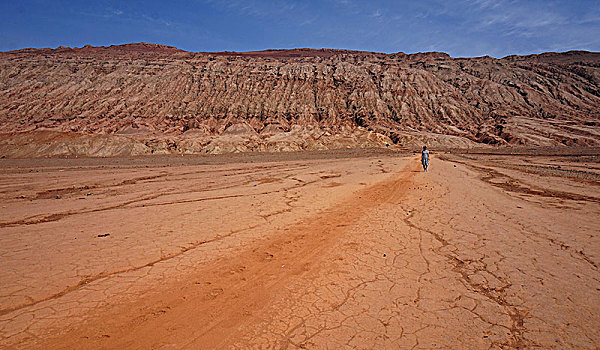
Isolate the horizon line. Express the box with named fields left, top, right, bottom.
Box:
left=2, top=41, right=598, bottom=60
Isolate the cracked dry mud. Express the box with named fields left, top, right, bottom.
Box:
left=0, top=151, right=599, bottom=349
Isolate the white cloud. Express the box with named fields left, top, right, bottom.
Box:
left=202, top=0, right=300, bottom=18
left=371, top=9, right=382, bottom=18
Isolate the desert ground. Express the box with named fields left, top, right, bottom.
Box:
left=0, top=149, right=599, bottom=349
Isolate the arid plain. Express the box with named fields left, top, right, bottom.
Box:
left=1, top=148, right=599, bottom=349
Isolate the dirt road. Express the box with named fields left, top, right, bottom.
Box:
left=1, top=151, right=599, bottom=348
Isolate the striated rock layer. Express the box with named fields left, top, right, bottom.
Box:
left=0, top=43, right=599, bottom=157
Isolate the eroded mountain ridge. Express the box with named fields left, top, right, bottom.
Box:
left=1, top=43, right=599, bottom=156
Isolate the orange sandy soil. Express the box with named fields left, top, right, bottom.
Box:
left=0, top=149, right=599, bottom=349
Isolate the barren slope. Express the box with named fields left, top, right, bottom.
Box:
left=0, top=43, right=599, bottom=156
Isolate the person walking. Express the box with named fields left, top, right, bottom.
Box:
left=421, top=146, right=429, bottom=172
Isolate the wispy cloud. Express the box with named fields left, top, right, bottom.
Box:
left=202, top=0, right=300, bottom=19
left=370, top=9, right=382, bottom=19
left=453, top=0, right=600, bottom=55
left=74, top=6, right=176, bottom=28
left=472, top=0, right=503, bottom=10
left=75, top=7, right=125, bottom=20
left=478, top=6, right=567, bottom=31
left=298, top=15, right=318, bottom=27
left=2, top=0, right=597, bottom=57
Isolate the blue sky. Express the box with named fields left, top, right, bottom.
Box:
left=1, top=0, right=599, bottom=57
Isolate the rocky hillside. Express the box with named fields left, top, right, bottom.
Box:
left=1, top=43, right=599, bottom=157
